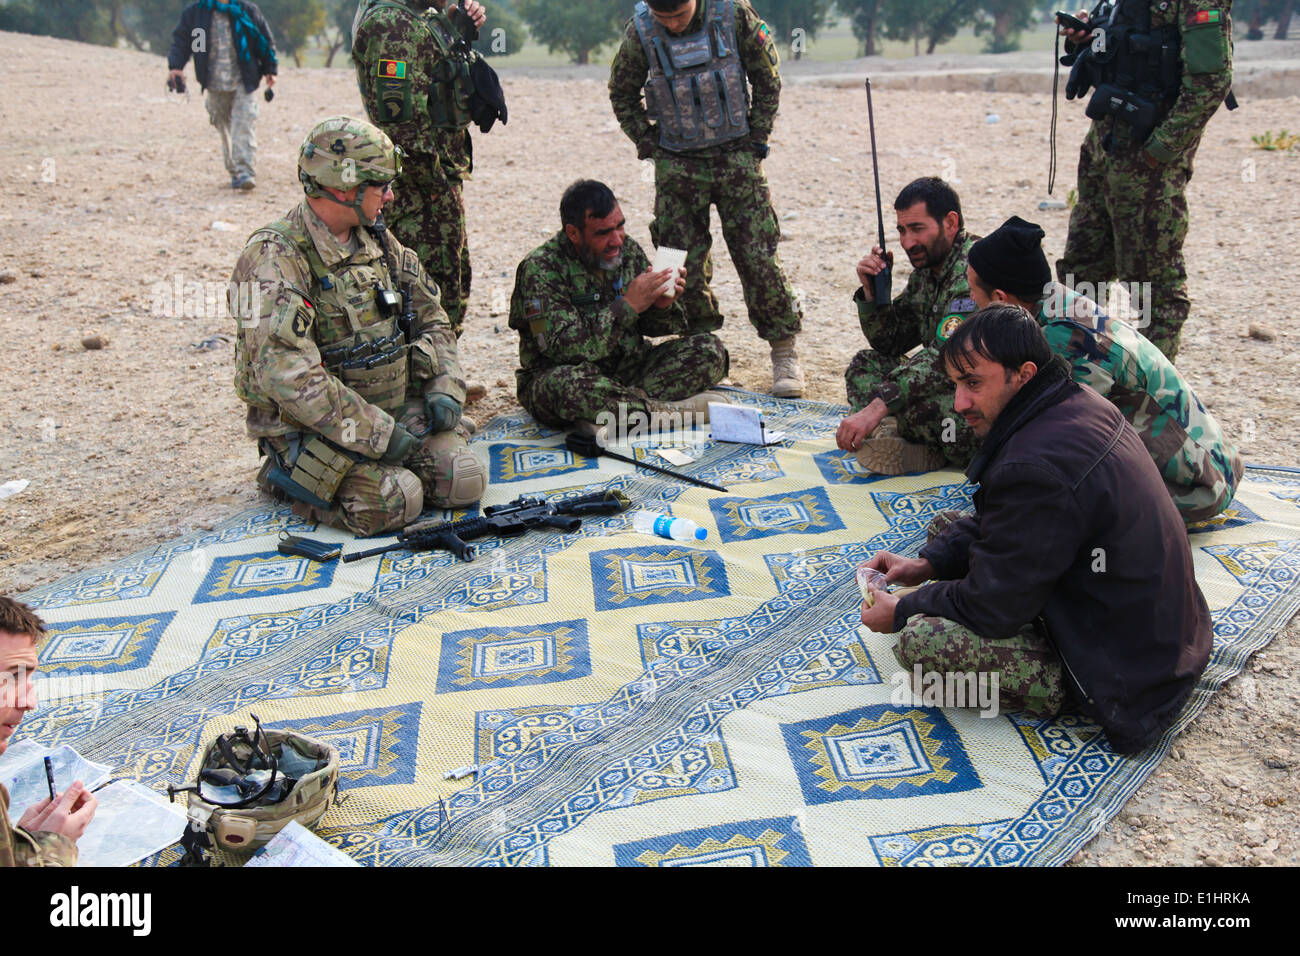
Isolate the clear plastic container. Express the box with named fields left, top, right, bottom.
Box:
left=632, top=511, right=707, bottom=541
left=856, top=564, right=889, bottom=607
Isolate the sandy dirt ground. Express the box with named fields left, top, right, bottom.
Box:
left=1, top=30, right=1297, bottom=866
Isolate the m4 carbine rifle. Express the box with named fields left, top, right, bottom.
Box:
left=342, top=489, right=630, bottom=563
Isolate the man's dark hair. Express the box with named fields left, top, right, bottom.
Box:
left=939, top=305, right=1052, bottom=379
left=894, top=177, right=963, bottom=231
left=560, top=180, right=617, bottom=230
left=0, top=596, right=46, bottom=644
left=646, top=0, right=693, bottom=12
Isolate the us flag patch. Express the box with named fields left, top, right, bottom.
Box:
left=378, top=59, right=407, bottom=78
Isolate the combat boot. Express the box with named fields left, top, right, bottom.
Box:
left=770, top=337, right=805, bottom=398
left=644, top=390, right=731, bottom=432
left=856, top=433, right=946, bottom=475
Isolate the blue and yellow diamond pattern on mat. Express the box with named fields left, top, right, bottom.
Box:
left=871, top=820, right=1014, bottom=866
left=193, top=550, right=337, bottom=604
left=1186, top=498, right=1262, bottom=534
left=812, top=448, right=897, bottom=485
left=488, top=442, right=597, bottom=483
left=269, top=703, right=421, bottom=790
left=12, top=390, right=1300, bottom=868
left=474, top=703, right=737, bottom=809
left=437, top=619, right=593, bottom=693
left=709, top=486, right=845, bottom=542
left=613, top=816, right=813, bottom=867
left=781, top=705, right=982, bottom=805
left=38, top=613, right=175, bottom=675
left=589, top=546, right=730, bottom=610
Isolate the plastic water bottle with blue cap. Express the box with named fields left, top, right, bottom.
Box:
left=632, top=511, right=707, bottom=541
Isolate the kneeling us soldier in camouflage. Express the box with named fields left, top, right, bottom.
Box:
left=231, top=117, right=485, bottom=536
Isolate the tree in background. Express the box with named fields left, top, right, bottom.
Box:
left=516, top=0, right=625, bottom=64
left=758, top=0, right=834, bottom=58
left=837, top=0, right=884, bottom=56
left=973, top=0, right=1037, bottom=52
left=259, top=0, right=324, bottom=66
left=879, top=0, right=979, bottom=54
left=318, top=0, right=354, bottom=67
left=0, top=0, right=115, bottom=45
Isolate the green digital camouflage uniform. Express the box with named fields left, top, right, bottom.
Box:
left=352, top=0, right=475, bottom=334
left=509, top=233, right=728, bottom=427
left=608, top=0, right=802, bottom=341
left=1037, top=283, right=1243, bottom=523
left=1056, top=0, right=1234, bottom=361
left=891, top=512, right=1066, bottom=718
left=846, top=232, right=979, bottom=468
left=1, top=783, right=77, bottom=867
left=232, top=199, right=474, bottom=536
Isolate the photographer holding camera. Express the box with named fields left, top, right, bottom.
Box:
left=1055, top=0, right=1234, bottom=362
left=167, top=0, right=278, bottom=190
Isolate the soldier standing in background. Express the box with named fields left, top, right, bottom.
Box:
left=351, top=0, right=487, bottom=338
left=609, top=0, right=806, bottom=398
left=1056, top=1, right=1235, bottom=361
left=231, top=117, right=485, bottom=537
left=167, top=0, right=278, bottom=190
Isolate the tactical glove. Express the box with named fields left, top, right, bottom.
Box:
left=381, top=422, right=417, bottom=465
left=636, top=127, right=658, bottom=161
left=425, top=393, right=463, bottom=433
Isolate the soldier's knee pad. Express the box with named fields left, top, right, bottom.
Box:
left=444, top=451, right=486, bottom=508
left=393, top=469, right=424, bottom=524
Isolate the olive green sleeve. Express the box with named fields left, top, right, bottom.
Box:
left=1146, top=0, right=1233, bottom=163
left=735, top=0, right=781, bottom=141
left=609, top=20, right=654, bottom=149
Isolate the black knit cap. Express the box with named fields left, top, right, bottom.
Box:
left=968, top=216, right=1053, bottom=301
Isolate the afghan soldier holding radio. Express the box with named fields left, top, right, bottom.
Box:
left=1056, top=0, right=1234, bottom=361
left=352, top=0, right=487, bottom=337
left=231, top=117, right=485, bottom=537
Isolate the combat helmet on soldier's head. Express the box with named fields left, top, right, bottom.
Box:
left=298, top=115, right=403, bottom=226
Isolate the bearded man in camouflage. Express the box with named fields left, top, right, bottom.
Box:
left=609, top=0, right=805, bottom=398
left=509, top=180, right=730, bottom=435
left=352, top=0, right=486, bottom=337
left=231, top=117, right=485, bottom=537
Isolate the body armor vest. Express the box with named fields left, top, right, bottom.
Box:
left=260, top=218, right=411, bottom=415
left=356, top=0, right=475, bottom=131
left=1090, top=0, right=1182, bottom=105
left=634, top=0, right=750, bottom=152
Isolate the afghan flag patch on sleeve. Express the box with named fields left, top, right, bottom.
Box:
left=1188, top=9, right=1221, bottom=24
left=757, top=21, right=772, bottom=43
left=378, top=59, right=407, bottom=79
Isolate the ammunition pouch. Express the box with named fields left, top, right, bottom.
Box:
left=321, top=327, right=410, bottom=413
left=260, top=435, right=357, bottom=510
left=1085, top=83, right=1160, bottom=146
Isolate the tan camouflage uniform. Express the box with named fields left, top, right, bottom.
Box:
left=1, top=783, right=77, bottom=867
left=352, top=0, right=476, bottom=335
left=232, top=199, right=476, bottom=536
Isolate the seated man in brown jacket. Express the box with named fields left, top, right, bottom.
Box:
left=1, top=597, right=97, bottom=866
left=859, top=307, right=1212, bottom=754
